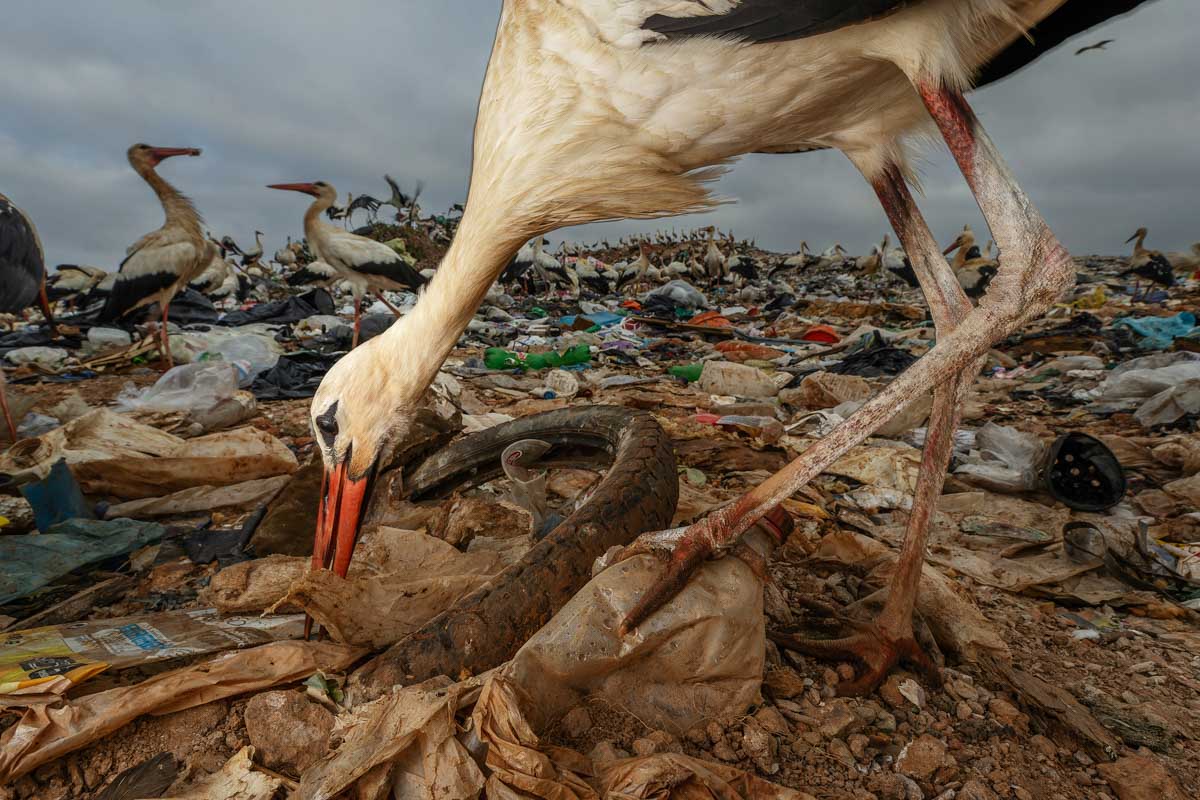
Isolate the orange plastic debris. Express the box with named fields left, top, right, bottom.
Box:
left=801, top=324, right=840, bottom=343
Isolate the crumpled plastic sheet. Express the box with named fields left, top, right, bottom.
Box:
left=0, top=518, right=165, bottom=605
left=165, top=746, right=283, bottom=799
left=1113, top=311, right=1198, bottom=350
left=296, top=535, right=779, bottom=799
left=250, top=352, right=341, bottom=400
left=954, top=422, right=1045, bottom=493
left=217, top=288, right=334, bottom=326
left=0, top=639, right=365, bottom=783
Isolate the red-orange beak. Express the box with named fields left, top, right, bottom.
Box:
left=268, top=182, right=320, bottom=197
left=307, top=459, right=372, bottom=637
left=149, top=147, right=201, bottom=164
left=942, top=238, right=961, bottom=256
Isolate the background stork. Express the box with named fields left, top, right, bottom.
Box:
left=302, top=0, right=1155, bottom=692
left=0, top=191, right=57, bottom=439
left=268, top=181, right=426, bottom=347
left=98, top=144, right=213, bottom=367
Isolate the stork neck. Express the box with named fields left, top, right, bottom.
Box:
left=378, top=211, right=529, bottom=399
left=142, top=167, right=200, bottom=235
left=303, top=196, right=336, bottom=243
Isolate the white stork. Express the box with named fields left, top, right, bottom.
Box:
left=703, top=225, right=726, bottom=286
left=301, top=0, right=1155, bottom=691
left=267, top=181, right=426, bottom=348
left=98, top=144, right=213, bottom=367
left=47, top=264, right=108, bottom=307
left=0, top=191, right=57, bottom=439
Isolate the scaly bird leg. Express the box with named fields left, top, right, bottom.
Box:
left=0, top=372, right=17, bottom=442
left=620, top=81, right=1074, bottom=648
left=374, top=290, right=405, bottom=318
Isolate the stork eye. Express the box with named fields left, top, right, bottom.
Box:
left=314, top=401, right=339, bottom=447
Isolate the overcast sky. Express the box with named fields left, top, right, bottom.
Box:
left=2, top=1, right=1196, bottom=271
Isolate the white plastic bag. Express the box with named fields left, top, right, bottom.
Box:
left=955, top=422, right=1045, bottom=493
left=114, top=362, right=239, bottom=413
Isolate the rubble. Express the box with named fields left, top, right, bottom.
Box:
left=0, top=226, right=1198, bottom=799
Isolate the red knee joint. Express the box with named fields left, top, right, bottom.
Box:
left=917, top=82, right=978, bottom=186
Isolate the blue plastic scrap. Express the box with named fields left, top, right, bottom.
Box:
left=0, top=518, right=166, bottom=605
left=1113, top=312, right=1198, bottom=350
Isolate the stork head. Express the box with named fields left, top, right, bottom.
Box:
left=1125, top=227, right=1148, bottom=244
left=306, top=334, right=445, bottom=578
left=267, top=181, right=339, bottom=206
left=128, top=143, right=202, bottom=171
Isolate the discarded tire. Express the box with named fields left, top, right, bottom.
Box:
left=349, top=405, right=678, bottom=702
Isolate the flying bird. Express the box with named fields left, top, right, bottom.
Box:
left=1075, top=39, right=1114, bottom=55
left=302, top=0, right=1156, bottom=692
left=98, top=145, right=213, bottom=367
left=268, top=181, right=426, bottom=347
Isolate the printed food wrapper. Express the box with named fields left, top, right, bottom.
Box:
left=0, top=608, right=303, bottom=695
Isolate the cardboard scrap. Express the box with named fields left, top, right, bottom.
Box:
left=164, top=746, right=283, bottom=800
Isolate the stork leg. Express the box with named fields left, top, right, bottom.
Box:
left=159, top=304, right=174, bottom=369
left=374, top=290, right=404, bottom=318
left=352, top=294, right=362, bottom=350
left=775, top=160, right=977, bottom=693
left=37, top=280, right=60, bottom=337
left=618, top=84, right=1074, bottom=683
left=0, top=372, right=17, bottom=442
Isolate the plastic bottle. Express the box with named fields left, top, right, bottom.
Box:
left=669, top=363, right=704, bottom=382
left=716, top=415, right=785, bottom=444
left=485, top=345, right=591, bottom=371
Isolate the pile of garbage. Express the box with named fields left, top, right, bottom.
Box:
left=1, top=228, right=1199, bottom=800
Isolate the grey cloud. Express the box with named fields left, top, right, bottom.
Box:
left=1, top=0, right=1196, bottom=272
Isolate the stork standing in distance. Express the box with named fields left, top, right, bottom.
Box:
left=99, top=145, right=212, bottom=367
left=304, top=0, right=1155, bottom=692
left=268, top=181, right=426, bottom=348
left=703, top=226, right=726, bottom=287
left=1122, top=226, right=1175, bottom=295
left=0, top=192, right=58, bottom=440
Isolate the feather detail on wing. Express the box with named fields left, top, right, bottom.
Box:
left=323, top=230, right=427, bottom=290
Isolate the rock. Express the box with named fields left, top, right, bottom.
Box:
left=559, top=707, right=593, bottom=739
left=244, top=690, right=334, bottom=774
left=828, top=738, right=854, bottom=765
left=712, top=739, right=739, bottom=762
left=896, top=734, right=946, bottom=780
left=871, top=773, right=925, bottom=800
left=764, top=666, right=809, bottom=699
left=643, top=729, right=681, bottom=754
left=754, top=705, right=791, bottom=736
left=987, top=698, right=1022, bottom=726
left=631, top=738, right=659, bottom=756
left=684, top=724, right=710, bottom=746
left=1096, top=755, right=1186, bottom=800
left=818, top=700, right=861, bottom=739
left=956, top=701, right=973, bottom=721
left=741, top=719, right=778, bottom=773
left=1029, top=734, right=1057, bottom=759
left=1013, top=788, right=1033, bottom=800
left=848, top=733, right=870, bottom=760
left=880, top=673, right=917, bottom=709
left=875, top=710, right=898, bottom=733
left=958, top=778, right=998, bottom=800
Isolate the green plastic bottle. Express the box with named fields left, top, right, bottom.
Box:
left=485, top=345, right=591, bottom=370
left=669, top=363, right=704, bottom=382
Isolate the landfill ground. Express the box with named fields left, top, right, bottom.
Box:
left=2, top=225, right=1199, bottom=800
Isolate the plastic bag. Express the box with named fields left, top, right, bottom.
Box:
left=199, top=334, right=282, bottom=386
left=646, top=279, right=708, bottom=309
left=114, top=362, right=239, bottom=413
left=955, top=423, right=1045, bottom=493
left=1097, top=352, right=1200, bottom=401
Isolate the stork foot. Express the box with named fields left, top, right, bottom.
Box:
left=772, top=590, right=942, bottom=697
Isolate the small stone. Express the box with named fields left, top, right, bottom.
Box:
left=684, top=724, right=710, bottom=746
left=987, top=698, right=1021, bottom=726
left=559, top=707, right=593, bottom=739
left=1029, top=735, right=1057, bottom=759
left=871, top=773, right=925, bottom=800
left=848, top=733, right=871, bottom=760
left=818, top=699, right=861, bottom=739
left=712, top=739, right=739, bottom=762
left=957, top=778, right=997, bottom=800
left=956, top=701, right=973, bottom=721
left=644, top=729, right=680, bottom=754
left=632, top=738, right=659, bottom=756
left=244, top=690, right=335, bottom=774
left=875, top=711, right=898, bottom=733
left=880, top=673, right=916, bottom=709
left=741, top=719, right=778, bottom=773
left=837, top=663, right=857, bottom=682
left=1013, top=788, right=1033, bottom=800
left=1073, top=750, right=1094, bottom=767
left=765, top=666, right=809, bottom=699
left=1096, top=755, right=1186, bottom=800
left=1127, top=661, right=1155, bottom=675
left=828, top=738, right=854, bottom=765
left=754, top=705, right=791, bottom=736
left=705, top=720, right=726, bottom=745
left=896, top=734, right=946, bottom=780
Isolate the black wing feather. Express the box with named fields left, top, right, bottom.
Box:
left=356, top=257, right=427, bottom=290
left=975, top=0, right=1153, bottom=87
left=97, top=251, right=178, bottom=322
left=0, top=195, right=46, bottom=313
left=644, top=0, right=907, bottom=43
